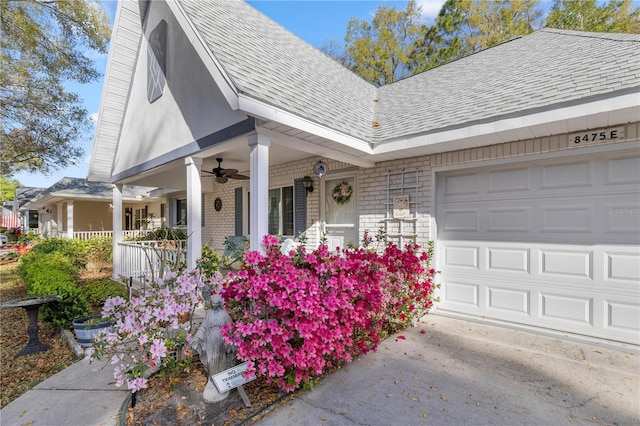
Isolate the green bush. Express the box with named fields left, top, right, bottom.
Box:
left=79, top=278, right=127, bottom=311
left=30, top=237, right=84, bottom=268
left=18, top=252, right=90, bottom=329
left=79, top=236, right=112, bottom=271
left=196, top=245, right=222, bottom=278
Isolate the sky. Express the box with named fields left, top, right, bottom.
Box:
left=13, top=0, right=562, bottom=188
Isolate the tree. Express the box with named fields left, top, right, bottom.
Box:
left=0, top=0, right=111, bottom=177
left=412, top=0, right=543, bottom=73
left=0, top=176, right=20, bottom=202
left=545, top=0, right=640, bottom=33
left=342, top=0, right=423, bottom=86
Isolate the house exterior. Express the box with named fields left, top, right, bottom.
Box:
left=22, top=177, right=164, bottom=239
left=89, top=1, right=640, bottom=347
left=14, top=186, right=46, bottom=233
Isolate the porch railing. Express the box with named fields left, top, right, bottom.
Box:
left=72, top=230, right=145, bottom=240
left=115, top=240, right=187, bottom=284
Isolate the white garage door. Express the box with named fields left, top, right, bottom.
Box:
left=435, top=150, right=640, bottom=345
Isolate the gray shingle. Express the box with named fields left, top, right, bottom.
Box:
left=177, top=0, right=377, bottom=141
left=375, top=29, right=640, bottom=142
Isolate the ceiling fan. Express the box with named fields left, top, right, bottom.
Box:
left=202, top=158, right=249, bottom=183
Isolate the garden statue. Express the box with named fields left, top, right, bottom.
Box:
left=191, top=294, right=235, bottom=403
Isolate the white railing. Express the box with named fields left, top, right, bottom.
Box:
left=61, top=230, right=146, bottom=240
left=115, top=240, right=187, bottom=284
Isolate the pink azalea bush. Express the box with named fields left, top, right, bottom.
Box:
left=221, top=234, right=436, bottom=392
left=89, top=270, right=223, bottom=393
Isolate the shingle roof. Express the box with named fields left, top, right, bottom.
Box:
left=176, top=0, right=377, bottom=141
left=28, top=178, right=155, bottom=205
left=374, top=29, right=640, bottom=143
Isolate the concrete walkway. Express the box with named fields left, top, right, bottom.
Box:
left=1, top=315, right=638, bottom=426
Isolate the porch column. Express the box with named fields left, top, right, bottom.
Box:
left=248, top=133, right=270, bottom=253
left=56, top=202, right=63, bottom=236
left=66, top=201, right=74, bottom=239
left=112, top=184, right=123, bottom=280
left=185, top=156, right=202, bottom=269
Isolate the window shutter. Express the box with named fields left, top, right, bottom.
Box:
left=234, top=187, right=243, bottom=236
left=294, top=178, right=307, bottom=238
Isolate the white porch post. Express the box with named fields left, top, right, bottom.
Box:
left=112, top=184, right=123, bottom=280
left=56, top=203, right=63, bottom=236
left=248, top=133, right=270, bottom=253
left=66, top=201, right=74, bottom=239
left=185, top=156, right=202, bottom=270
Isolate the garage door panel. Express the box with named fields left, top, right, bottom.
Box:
left=604, top=252, right=640, bottom=282
left=436, top=151, right=640, bottom=346
left=605, top=300, right=640, bottom=332
left=540, top=205, right=592, bottom=234
left=541, top=160, right=593, bottom=190
left=444, top=281, right=479, bottom=306
left=488, top=168, right=530, bottom=193
left=443, top=245, right=479, bottom=269
left=487, top=247, right=530, bottom=273
left=539, top=293, right=593, bottom=325
left=487, top=286, right=530, bottom=315
left=487, top=208, right=531, bottom=232
left=539, top=249, right=593, bottom=279
left=606, top=156, right=640, bottom=185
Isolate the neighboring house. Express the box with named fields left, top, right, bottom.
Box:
left=22, top=177, right=164, bottom=239
left=14, top=186, right=46, bottom=233
left=88, top=1, right=639, bottom=346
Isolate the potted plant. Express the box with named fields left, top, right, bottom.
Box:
left=72, top=314, right=111, bottom=348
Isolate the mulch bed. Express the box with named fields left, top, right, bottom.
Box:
left=122, top=359, right=290, bottom=426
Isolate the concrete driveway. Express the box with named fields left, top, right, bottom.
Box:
left=253, top=314, right=639, bottom=426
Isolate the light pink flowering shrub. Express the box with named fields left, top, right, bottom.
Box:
left=89, top=270, right=223, bottom=393
left=221, top=234, right=435, bottom=392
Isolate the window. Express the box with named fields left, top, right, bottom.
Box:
left=268, top=186, right=293, bottom=236
left=176, top=199, right=187, bottom=226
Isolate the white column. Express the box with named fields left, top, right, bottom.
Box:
left=56, top=203, right=63, bottom=236
left=248, top=133, right=270, bottom=253
left=66, top=201, right=74, bottom=239
left=112, top=184, right=123, bottom=280
left=185, top=156, right=202, bottom=270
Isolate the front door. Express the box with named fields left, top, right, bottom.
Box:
left=322, top=175, right=357, bottom=251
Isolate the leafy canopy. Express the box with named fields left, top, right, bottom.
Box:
left=328, top=0, right=638, bottom=82
left=0, top=0, right=111, bottom=177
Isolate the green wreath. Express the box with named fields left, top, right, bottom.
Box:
left=331, top=181, right=353, bottom=205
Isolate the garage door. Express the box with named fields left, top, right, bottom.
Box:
left=435, top=150, right=640, bottom=345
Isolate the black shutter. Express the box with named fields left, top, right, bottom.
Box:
left=294, top=178, right=307, bottom=238
left=234, top=187, right=243, bottom=236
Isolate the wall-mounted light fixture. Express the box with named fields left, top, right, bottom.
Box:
left=302, top=175, right=314, bottom=195
left=45, top=209, right=51, bottom=214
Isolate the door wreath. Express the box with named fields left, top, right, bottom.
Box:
left=331, top=181, right=353, bottom=205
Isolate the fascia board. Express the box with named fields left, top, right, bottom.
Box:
left=258, top=128, right=375, bottom=169
left=169, top=0, right=239, bottom=110
left=373, top=91, right=640, bottom=155
left=239, top=94, right=373, bottom=156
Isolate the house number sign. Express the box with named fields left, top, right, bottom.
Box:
left=569, top=126, right=624, bottom=145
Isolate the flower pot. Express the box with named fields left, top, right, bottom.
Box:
left=72, top=315, right=110, bottom=348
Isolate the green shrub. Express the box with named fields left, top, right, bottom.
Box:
left=32, top=282, right=91, bottom=330
left=30, top=237, right=84, bottom=268
left=79, top=236, right=112, bottom=271
left=18, top=252, right=89, bottom=329
left=79, top=278, right=127, bottom=311
left=196, top=245, right=222, bottom=278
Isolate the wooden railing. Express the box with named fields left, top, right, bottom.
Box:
left=115, top=240, right=187, bottom=284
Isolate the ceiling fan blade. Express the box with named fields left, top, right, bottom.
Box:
left=229, top=174, right=249, bottom=180
left=202, top=170, right=215, bottom=175
left=222, top=168, right=240, bottom=176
